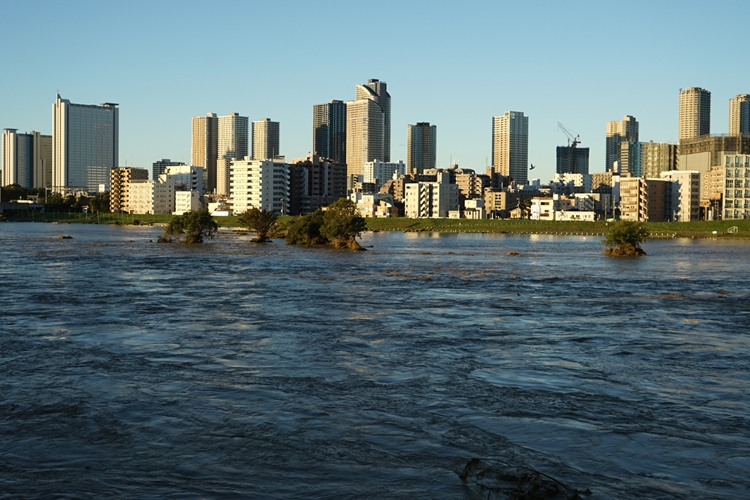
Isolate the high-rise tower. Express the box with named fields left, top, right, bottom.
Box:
left=407, top=122, right=437, bottom=174
left=52, top=94, right=118, bottom=191
left=729, top=94, right=750, bottom=136
left=679, top=87, right=711, bottom=140
left=191, top=113, right=218, bottom=192
left=346, top=79, right=390, bottom=177
left=312, top=100, right=346, bottom=164
left=2, top=129, right=52, bottom=189
left=252, top=118, right=280, bottom=160
left=605, top=115, right=639, bottom=171
left=215, top=112, right=249, bottom=195
left=492, top=111, right=528, bottom=184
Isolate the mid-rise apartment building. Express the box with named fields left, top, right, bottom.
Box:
left=230, top=158, right=290, bottom=215
left=722, top=154, right=750, bottom=220
left=110, top=167, right=149, bottom=213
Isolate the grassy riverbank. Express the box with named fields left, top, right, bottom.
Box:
left=4, top=211, right=750, bottom=239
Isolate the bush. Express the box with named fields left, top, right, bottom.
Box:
left=162, top=208, right=218, bottom=244
left=602, top=220, right=649, bottom=256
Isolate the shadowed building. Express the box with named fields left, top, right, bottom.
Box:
left=313, top=100, right=346, bottom=164
left=605, top=115, right=638, bottom=171
left=407, top=122, right=436, bottom=175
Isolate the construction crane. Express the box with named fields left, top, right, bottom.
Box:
left=557, top=122, right=581, bottom=148
left=557, top=122, right=582, bottom=174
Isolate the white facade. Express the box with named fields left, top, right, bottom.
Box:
left=230, top=158, right=290, bottom=215
left=159, top=165, right=204, bottom=195
left=530, top=195, right=574, bottom=220
left=52, top=94, right=118, bottom=191
left=362, top=160, right=406, bottom=188
left=404, top=182, right=458, bottom=218
left=349, top=192, right=396, bottom=218
left=174, top=191, right=202, bottom=215
left=660, top=170, right=700, bottom=221
left=722, top=154, right=750, bottom=220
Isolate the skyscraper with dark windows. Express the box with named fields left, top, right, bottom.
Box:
left=407, top=122, right=437, bottom=174
left=313, top=100, right=346, bottom=164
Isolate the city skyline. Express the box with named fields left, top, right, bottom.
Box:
left=2, top=1, right=749, bottom=182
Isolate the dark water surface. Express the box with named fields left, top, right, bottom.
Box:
left=1, top=223, right=749, bottom=499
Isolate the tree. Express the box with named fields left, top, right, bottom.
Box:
left=237, top=207, right=277, bottom=242
left=1, top=184, right=29, bottom=202
left=285, top=209, right=327, bottom=246
left=602, top=220, right=650, bottom=256
left=320, top=198, right=367, bottom=250
left=89, top=192, right=110, bottom=213
left=161, top=208, right=218, bottom=244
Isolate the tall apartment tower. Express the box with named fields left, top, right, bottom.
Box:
left=2, top=129, right=52, bottom=188
left=346, top=98, right=384, bottom=177
left=52, top=94, right=118, bottom=191
left=191, top=113, right=218, bottom=193
left=678, top=87, right=711, bottom=140
left=492, top=111, right=529, bottom=184
left=312, top=100, right=346, bottom=164
left=605, top=115, right=638, bottom=172
left=729, top=94, right=750, bottom=136
left=252, top=118, right=280, bottom=160
left=357, top=79, right=390, bottom=161
left=407, top=122, right=437, bottom=174
left=215, top=112, right=249, bottom=196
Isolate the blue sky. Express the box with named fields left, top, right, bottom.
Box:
left=2, top=0, right=748, bottom=181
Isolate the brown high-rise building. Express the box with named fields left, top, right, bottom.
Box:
left=191, top=113, right=218, bottom=193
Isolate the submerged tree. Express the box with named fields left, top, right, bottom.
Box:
left=237, top=207, right=277, bottom=242
left=602, top=220, right=650, bottom=256
left=284, top=198, right=366, bottom=250
left=285, top=209, right=326, bottom=246
left=161, top=208, right=218, bottom=244
left=320, top=198, right=367, bottom=250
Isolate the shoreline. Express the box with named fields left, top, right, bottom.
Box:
left=3, top=212, right=750, bottom=240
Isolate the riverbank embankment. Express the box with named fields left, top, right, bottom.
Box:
left=3, top=211, right=750, bottom=239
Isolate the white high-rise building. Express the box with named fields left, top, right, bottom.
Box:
left=252, top=118, right=280, bottom=160
left=678, top=87, right=711, bottom=140
left=605, top=115, right=638, bottom=172
left=230, top=157, right=290, bottom=215
left=216, top=112, right=248, bottom=196
left=2, top=129, right=52, bottom=188
left=52, top=94, right=118, bottom=192
left=492, top=111, right=529, bottom=184
left=729, top=94, right=750, bottom=136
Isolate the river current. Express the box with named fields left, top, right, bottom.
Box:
left=1, top=222, right=748, bottom=499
